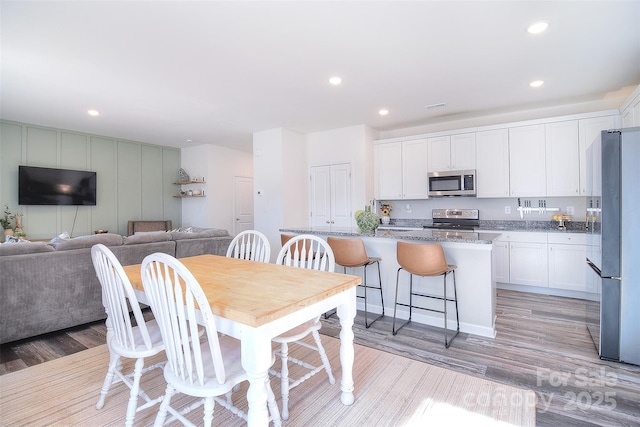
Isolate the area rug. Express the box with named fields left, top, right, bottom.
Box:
left=0, top=336, right=535, bottom=426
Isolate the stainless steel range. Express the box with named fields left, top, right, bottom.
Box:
left=424, top=209, right=479, bottom=231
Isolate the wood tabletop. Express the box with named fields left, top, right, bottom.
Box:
left=123, top=254, right=361, bottom=328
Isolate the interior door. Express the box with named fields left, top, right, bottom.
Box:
left=310, top=166, right=331, bottom=227
left=330, top=164, right=352, bottom=227
left=233, top=176, right=254, bottom=234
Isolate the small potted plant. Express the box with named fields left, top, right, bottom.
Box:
left=379, top=201, right=393, bottom=225
left=1, top=204, right=14, bottom=238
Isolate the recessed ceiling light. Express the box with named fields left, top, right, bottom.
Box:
left=186, top=139, right=193, bottom=143
left=378, top=109, right=389, bottom=116
left=329, top=76, right=342, bottom=85
left=529, top=80, right=544, bottom=88
left=527, top=21, right=549, bottom=34
left=87, top=110, right=100, bottom=116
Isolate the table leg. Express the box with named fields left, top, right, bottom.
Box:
left=336, top=286, right=357, bottom=405
left=241, top=332, right=272, bottom=427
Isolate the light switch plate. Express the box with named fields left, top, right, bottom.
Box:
left=505, top=206, right=511, bottom=214
left=567, top=206, right=574, bottom=215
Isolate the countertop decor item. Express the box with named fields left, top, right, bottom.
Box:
left=355, top=205, right=379, bottom=234
left=178, top=168, right=190, bottom=182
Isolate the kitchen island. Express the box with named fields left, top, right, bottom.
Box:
left=280, top=226, right=501, bottom=338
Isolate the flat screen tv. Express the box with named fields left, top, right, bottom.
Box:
left=19, top=165, right=97, bottom=206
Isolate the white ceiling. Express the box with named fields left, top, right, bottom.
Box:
left=2, top=1, right=639, bottom=153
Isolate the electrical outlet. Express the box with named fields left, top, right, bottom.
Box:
left=505, top=206, right=511, bottom=214
left=567, top=206, right=574, bottom=215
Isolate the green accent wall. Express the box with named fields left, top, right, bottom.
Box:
left=0, top=120, right=181, bottom=239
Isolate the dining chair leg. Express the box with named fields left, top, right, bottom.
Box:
left=203, top=396, right=214, bottom=427
left=265, top=377, right=282, bottom=427
left=154, top=384, right=175, bottom=427
left=311, top=330, right=336, bottom=385
left=96, top=353, right=119, bottom=409
left=125, top=358, right=146, bottom=427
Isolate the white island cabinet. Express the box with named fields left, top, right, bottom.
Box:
left=280, top=227, right=498, bottom=339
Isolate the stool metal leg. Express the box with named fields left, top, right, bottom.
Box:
left=444, top=270, right=460, bottom=348
left=363, top=261, right=384, bottom=328
left=393, top=268, right=412, bottom=335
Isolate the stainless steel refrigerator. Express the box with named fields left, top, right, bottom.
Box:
left=586, top=127, right=640, bottom=366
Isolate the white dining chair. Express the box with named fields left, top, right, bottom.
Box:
left=226, top=229, right=271, bottom=262
left=272, top=234, right=336, bottom=420
left=90, top=244, right=166, bottom=427
left=141, top=252, right=281, bottom=427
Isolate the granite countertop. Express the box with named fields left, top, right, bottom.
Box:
left=279, top=226, right=501, bottom=244
left=380, top=219, right=587, bottom=234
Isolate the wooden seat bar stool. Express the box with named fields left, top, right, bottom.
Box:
left=392, top=241, right=460, bottom=348
left=327, top=236, right=385, bottom=328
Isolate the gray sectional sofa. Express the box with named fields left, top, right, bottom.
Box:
left=0, top=228, right=233, bottom=344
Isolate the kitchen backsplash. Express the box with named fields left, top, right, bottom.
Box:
left=377, top=196, right=587, bottom=223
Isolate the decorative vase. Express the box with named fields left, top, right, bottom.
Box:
left=381, top=215, right=390, bottom=225
left=3, top=229, right=14, bottom=239
left=355, top=206, right=380, bottom=234
left=14, top=214, right=23, bottom=233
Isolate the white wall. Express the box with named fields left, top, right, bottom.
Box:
left=282, top=129, right=308, bottom=227
left=181, top=144, right=252, bottom=233
left=253, top=128, right=300, bottom=259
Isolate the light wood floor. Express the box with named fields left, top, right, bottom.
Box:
left=1, top=290, right=639, bottom=426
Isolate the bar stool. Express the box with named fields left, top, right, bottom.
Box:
left=327, top=237, right=384, bottom=328
left=392, top=241, right=459, bottom=348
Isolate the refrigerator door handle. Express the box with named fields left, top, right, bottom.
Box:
left=587, top=258, right=601, bottom=276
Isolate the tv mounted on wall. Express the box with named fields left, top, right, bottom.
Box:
left=19, top=165, right=97, bottom=206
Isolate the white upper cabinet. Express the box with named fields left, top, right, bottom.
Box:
left=621, top=90, right=640, bottom=127
left=509, top=125, right=546, bottom=197
left=578, top=115, right=617, bottom=195
left=450, top=133, right=476, bottom=170
left=375, top=142, right=403, bottom=199
left=375, top=139, right=428, bottom=199
left=476, top=129, right=509, bottom=198
left=427, top=136, right=451, bottom=172
left=545, top=121, right=580, bottom=197
left=402, top=139, right=429, bottom=199
left=427, top=134, right=475, bottom=172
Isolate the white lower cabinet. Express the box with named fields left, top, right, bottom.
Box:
left=509, top=233, right=548, bottom=287
left=548, top=233, right=592, bottom=292
left=492, top=231, right=593, bottom=294
left=492, top=240, right=509, bottom=283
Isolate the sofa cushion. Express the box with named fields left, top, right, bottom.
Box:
left=127, top=220, right=172, bottom=236
left=124, top=231, right=172, bottom=245
left=50, top=233, right=124, bottom=251
left=0, top=242, right=55, bottom=256
left=170, top=227, right=230, bottom=240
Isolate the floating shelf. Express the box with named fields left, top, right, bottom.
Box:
left=173, top=194, right=205, bottom=198
left=173, top=180, right=205, bottom=185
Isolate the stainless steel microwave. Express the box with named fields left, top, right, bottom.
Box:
left=428, top=169, right=476, bottom=197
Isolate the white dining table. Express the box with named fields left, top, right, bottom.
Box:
left=123, top=254, right=360, bottom=426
